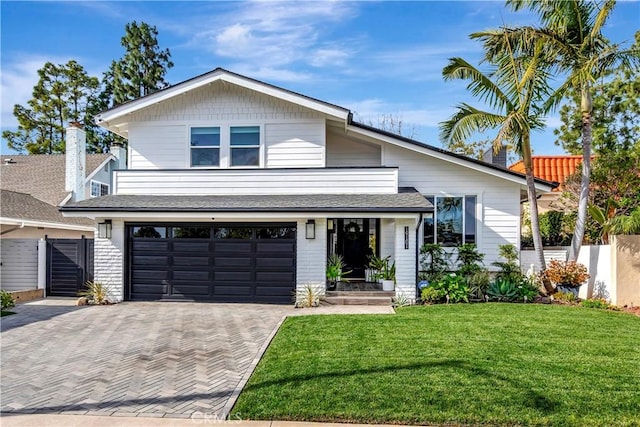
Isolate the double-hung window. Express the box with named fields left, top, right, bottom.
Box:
left=423, top=195, right=477, bottom=247
left=190, top=127, right=220, bottom=167
left=230, top=126, right=260, bottom=167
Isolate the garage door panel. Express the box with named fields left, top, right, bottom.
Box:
left=255, top=257, right=294, bottom=268
left=132, top=255, right=169, bottom=266
left=171, top=284, right=210, bottom=296
left=256, top=242, right=294, bottom=253
left=132, top=241, right=169, bottom=251
left=132, top=270, right=170, bottom=280
left=173, top=256, right=210, bottom=266
left=172, top=241, right=211, bottom=252
left=129, top=224, right=295, bottom=303
left=214, top=242, right=252, bottom=253
left=215, top=271, right=252, bottom=281
left=173, top=270, right=210, bottom=281
left=214, top=284, right=252, bottom=296
left=131, top=283, right=168, bottom=294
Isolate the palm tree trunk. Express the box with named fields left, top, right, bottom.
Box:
left=523, top=136, right=554, bottom=295
left=569, top=86, right=592, bottom=261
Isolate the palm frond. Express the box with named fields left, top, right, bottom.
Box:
left=439, top=103, right=504, bottom=144
left=442, top=57, right=511, bottom=111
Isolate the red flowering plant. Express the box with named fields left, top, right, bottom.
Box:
left=541, top=260, right=590, bottom=288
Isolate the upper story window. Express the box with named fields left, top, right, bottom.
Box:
left=230, top=126, right=260, bottom=167
left=423, top=195, right=477, bottom=247
left=191, top=127, right=220, bottom=167
left=90, top=180, right=109, bottom=197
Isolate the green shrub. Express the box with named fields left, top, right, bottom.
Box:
left=420, top=286, right=445, bottom=304
left=492, top=244, right=524, bottom=283
left=419, top=243, right=450, bottom=282
left=552, top=291, right=577, bottom=304
left=467, top=269, right=491, bottom=300
left=1, top=290, right=15, bottom=311
left=581, top=298, right=613, bottom=310
left=455, top=243, right=484, bottom=276
left=431, top=273, right=469, bottom=303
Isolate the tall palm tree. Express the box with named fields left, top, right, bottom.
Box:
left=440, top=37, right=555, bottom=294
left=480, top=0, right=639, bottom=261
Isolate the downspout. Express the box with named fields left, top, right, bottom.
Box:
left=415, top=212, right=423, bottom=297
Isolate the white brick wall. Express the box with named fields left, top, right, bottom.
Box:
left=94, top=220, right=125, bottom=302
left=296, top=218, right=326, bottom=291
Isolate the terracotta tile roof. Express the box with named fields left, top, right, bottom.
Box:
left=509, top=155, right=585, bottom=191
left=0, top=154, right=112, bottom=205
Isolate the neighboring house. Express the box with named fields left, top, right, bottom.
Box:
left=0, top=133, right=125, bottom=293
left=61, top=68, right=556, bottom=303
left=509, top=155, right=584, bottom=212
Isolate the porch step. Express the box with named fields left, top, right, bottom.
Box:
left=325, top=291, right=395, bottom=298
left=322, top=295, right=393, bottom=306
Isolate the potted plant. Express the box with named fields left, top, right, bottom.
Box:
left=326, top=253, right=351, bottom=290
left=380, top=256, right=396, bottom=291
left=367, top=254, right=387, bottom=283
left=541, top=260, right=590, bottom=297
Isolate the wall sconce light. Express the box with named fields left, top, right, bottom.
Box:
left=305, top=219, right=316, bottom=239
left=327, top=219, right=334, bottom=231
left=98, top=219, right=112, bottom=239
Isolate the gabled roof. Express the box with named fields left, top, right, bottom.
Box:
left=95, top=67, right=558, bottom=192
left=0, top=154, right=112, bottom=206
left=96, top=67, right=351, bottom=136
left=1, top=189, right=93, bottom=229
left=509, top=155, right=585, bottom=191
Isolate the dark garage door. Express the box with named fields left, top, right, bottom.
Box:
left=128, top=224, right=296, bottom=303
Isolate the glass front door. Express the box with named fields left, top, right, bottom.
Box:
left=328, top=218, right=379, bottom=279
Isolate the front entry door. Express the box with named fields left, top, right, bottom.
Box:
left=334, top=219, right=378, bottom=279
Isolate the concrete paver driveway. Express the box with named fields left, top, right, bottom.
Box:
left=1, top=300, right=292, bottom=419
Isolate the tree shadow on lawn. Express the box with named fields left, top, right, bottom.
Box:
left=241, top=359, right=559, bottom=415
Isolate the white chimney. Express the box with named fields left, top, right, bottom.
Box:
left=65, top=122, right=86, bottom=202
left=109, top=141, right=127, bottom=170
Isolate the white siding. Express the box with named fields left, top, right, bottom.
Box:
left=380, top=218, right=396, bottom=260
left=129, top=124, right=187, bottom=169
left=93, top=220, right=125, bottom=302
left=384, top=144, right=521, bottom=267
left=114, top=168, right=398, bottom=195
left=0, top=239, right=38, bottom=291
left=296, top=218, right=327, bottom=291
left=394, top=218, right=417, bottom=300
left=265, top=122, right=325, bottom=168
left=326, top=133, right=381, bottom=167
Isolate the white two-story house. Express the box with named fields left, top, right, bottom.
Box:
left=61, top=68, right=556, bottom=304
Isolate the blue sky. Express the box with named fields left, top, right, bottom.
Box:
left=1, top=1, right=638, bottom=156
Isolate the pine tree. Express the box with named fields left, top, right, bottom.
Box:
left=2, top=60, right=100, bottom=154
left=107, top=21, right=174, bottom=105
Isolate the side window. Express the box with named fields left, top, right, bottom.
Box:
left=90, top=180, right=109, bottom=197
left=230, top=126, right=260, bottom=167
left=191, top=127, right=220, bottom=167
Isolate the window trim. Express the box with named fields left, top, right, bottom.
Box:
left=89, top=180, right=110, bottom=198
left=189, top=126, right=221, bottom=168
left=229, top=125, right=262, bottom=168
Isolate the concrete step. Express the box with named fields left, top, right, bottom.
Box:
left=325, top=291, right=395, bottom=298
left=322, top=296, right=393, bottom=306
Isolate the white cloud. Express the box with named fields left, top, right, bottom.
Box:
left=179, top=1, right=358, bottom=81
left=346, top=98, right=453, bottom=130
left=1, top=56, right=55, bottom=127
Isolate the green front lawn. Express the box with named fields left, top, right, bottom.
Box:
left=233, top=304, right=640, bottom=426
